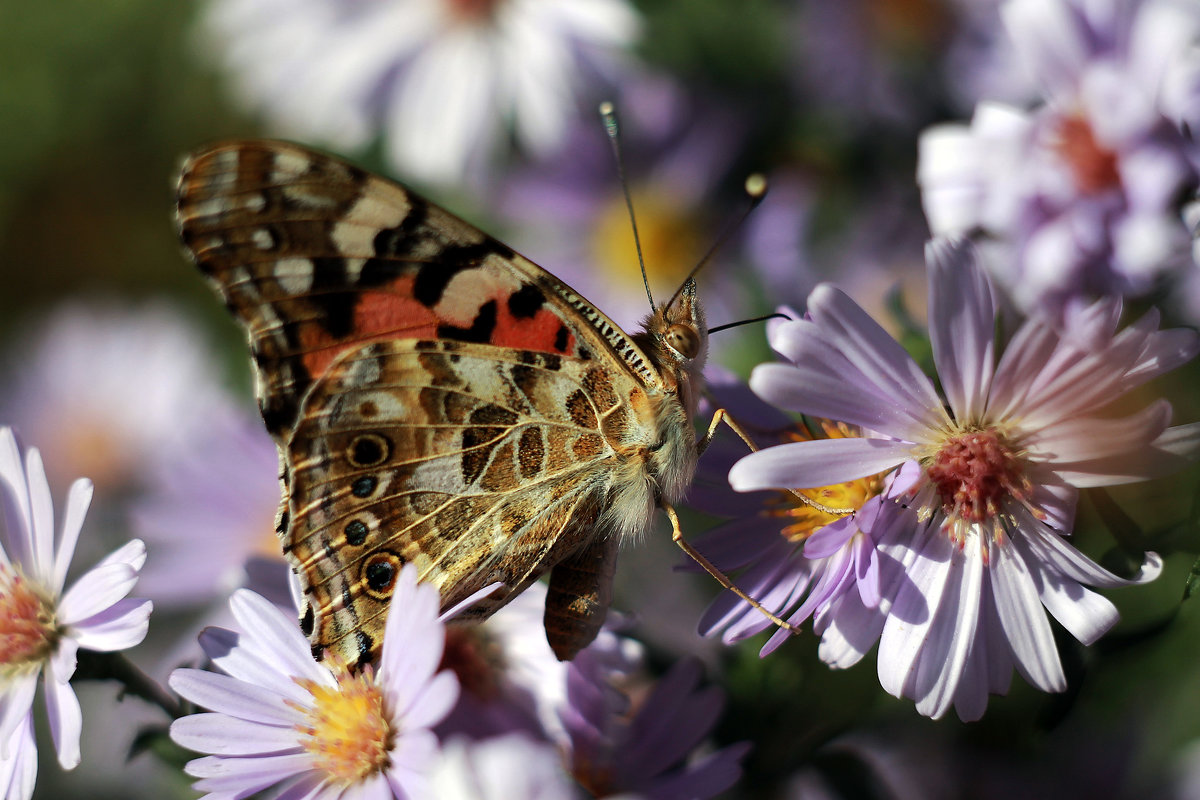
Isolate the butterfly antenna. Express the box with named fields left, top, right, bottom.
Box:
left=600, top=101, right=655, bottom=312
left=665, top=174, right=768, bottom=309
left=708, top=311, right=792, bottom=335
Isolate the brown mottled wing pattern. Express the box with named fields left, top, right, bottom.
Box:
left=288, top=339, right=656, bottom=664
left=175, top=140, right=671, bottom=664
left=174, top=140, right=663, bottom=444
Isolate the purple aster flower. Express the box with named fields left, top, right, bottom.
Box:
left=169, top=564, right=459, bottom=800
left=199, top=0, right=641, bottom=186
left=560, top=654, right=749, bottom=798
left=919, top=0, right=1200, bottom=320
left=687, top=369, right=897, bottom=657
left=497, top=79, right=750, bottom=332
left=1, top=302, right=230, bottom=493
left=132, top=405, right=281, bottom=609
left=0, top=427, right=152, bottom=792
left=437, top=581, right=639, bottom=743
left=729, top=237, right=1200, bottom=720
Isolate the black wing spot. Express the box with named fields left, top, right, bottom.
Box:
left=345, top=519, right=369, bottom=546
left=351, top=476, right=378, bottom=498
left=437, top=299, right=497, bottom=344
left=507, top=283, right=545, bottom=318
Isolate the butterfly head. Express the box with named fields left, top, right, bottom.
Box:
left=641, top=277, right=708, bottom=416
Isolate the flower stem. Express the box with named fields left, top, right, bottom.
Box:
left=74, top=650, right=182, bottom=719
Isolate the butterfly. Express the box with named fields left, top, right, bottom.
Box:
left=175, top=139, right=775, bottom=666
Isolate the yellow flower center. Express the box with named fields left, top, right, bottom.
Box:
left=924, top=427, right=1029, bottom=525
left=590, top=189, right=702, bottom=296
left=0, top=566, right=58, bottom=681
left=294, top=658, right=392, bottom=786
left=767, top=422, right=886, bottom=542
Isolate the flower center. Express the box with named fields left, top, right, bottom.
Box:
left=590, top=189, right=701, bottom=295
left=0, top=565, right=58, bottom=680
left=767, top=423, right=885, bottom=542
left=295, top=659, right=392, bottom=786
left=925, top=428, right=1027, bottom=524
left=440, top=627, right=504, bottom=701
left=1054, top=115, right=1121, bottom=194
left=445, top=0, right=502, bottom=22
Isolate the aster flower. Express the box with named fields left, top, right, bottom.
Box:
left=729, top=237, right=1200, bottom=720
left=918, top=0, right=1200, bottom=319
left=132, top=405, right=281, bottom=608
left=431, top=734, right=580, bottom=800
left=437, top=580, right=639, bottom=742
left=169, top=566, right=459, bottom=800
left=1, top=302, right=230, bottom=493
left=560, top=653, right=749, bottom=798
left=200, top=0, right=641, bottom=186
left=687, top=369, right=892, bottom=657
left=0, top=427, right=152, bottom=791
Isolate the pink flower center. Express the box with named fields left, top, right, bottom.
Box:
left=446, top=0, right=502, bottom=22
left=0, top=566, right=57, bottom=677
left=294, top=658, right=392, bottom=786
left=926, top=429, right=1027, bottom=524
left=440, top=628, right=503, bottom=701
left=1055, top=115, right=1121, bottom=194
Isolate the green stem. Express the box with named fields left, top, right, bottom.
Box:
left=73, top=650, right=183, bottom=719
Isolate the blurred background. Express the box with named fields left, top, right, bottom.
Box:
left=5, top=1, right=1200, bottom=798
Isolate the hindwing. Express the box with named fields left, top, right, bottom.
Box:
left=287, top=339, right=658, bottom=664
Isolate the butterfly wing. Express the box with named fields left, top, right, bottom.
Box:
left=175, top=139, right=666, bottom=443
left=289, top=338, right=651, bottom=664
left=175, top=140, right=672, bottom=662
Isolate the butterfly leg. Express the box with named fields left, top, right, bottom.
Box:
left=664, top=501, right=801, bottom=634
left=696, top=406, right=756, bottom=456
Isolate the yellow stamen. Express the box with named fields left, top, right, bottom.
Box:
left=294, top=657, right=392, bottom=786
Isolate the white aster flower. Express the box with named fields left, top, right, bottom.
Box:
left=0, top=428, right=152, bottom=796
left=730, top=237, right=1200, bottom=720
left=201, top=0, right=642, bottom=185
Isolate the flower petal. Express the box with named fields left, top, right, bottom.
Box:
left=170, top=712, right=301, bottom=756
left=229, top=590, right=330, bottom=687
left=989, top=537, right=1064, bottom=693
left=729, top=438, right=910, bottom=492
left=58, top=562, right=139, bottom=628
left=43, top=671, right=82, bottom=770
left=50, top=479, right=93, bottom=593
left=169, top=668, right=301, bottom=726
left=69, top=597, right=152, bottom=652
left=926, top=237, right=995, bottom=424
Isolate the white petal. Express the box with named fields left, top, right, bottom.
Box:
left=58, top=562, right=138, bottom=627
left=43, top=672, right=82, bottom=770
left=729, top=438, right=910, bottom=492
left=877, top=523, right=954, bottom=699
left=170, top=712, right=301, bottom=756
left=51, top=479, right=93, bottom=593
left=913, top=539, right=984, bottom=719
left=926, top=237, right=994, bottom=424
left=1036, top=572, right=1118, bottom=646
left=169, top=668, right=299, bottom=726
left=0, top=714, right=36, bottom=800
left=198, top=627, right=325, bottom=707
left=989, top=537, right=1064, bottom=693
left=229, top=590, right=329, bottom=687
left=24, top=450, right=54, bottom=585
left=70, top=598, right=152, bottom=652
left=0, top=677, right=37, bottom=749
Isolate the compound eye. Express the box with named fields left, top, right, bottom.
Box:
left=665, top=323, right=700, bottom=359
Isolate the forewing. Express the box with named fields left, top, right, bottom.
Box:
left=175, top=139, right=662, bottom=444
left=286, top=339, right=652, bottom=665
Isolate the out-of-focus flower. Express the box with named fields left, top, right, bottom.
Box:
left=561, top=655, right=749, bottom=798
left=0, top=428, right=152, bottom=793
left=438, top=581, right=640, bottom=742
left=169, top=566, right=458, bottom=800
left=431, top=734, right=581, bottom=800
left=919, top=0, right=1200, bottom=320
left=200, top=0, right=641, bottom=186
left=1, top=303, right=229, bottom=493
left=132, top=406, right=280, bottom=609
left=498, top=80, right=748, bottom=332
left=730, top=237, right=1200, bottom=720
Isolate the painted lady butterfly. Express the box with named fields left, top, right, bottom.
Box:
left=175, top=140, right=760, bottom=666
